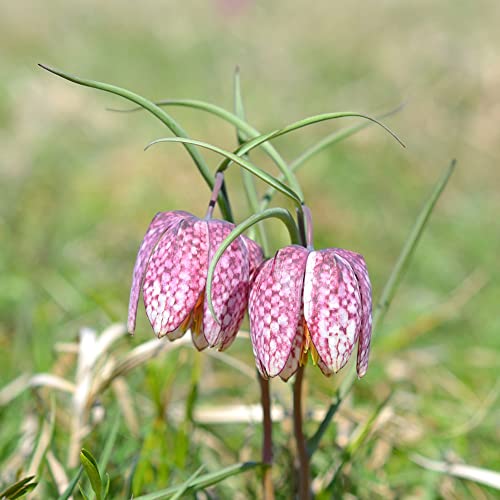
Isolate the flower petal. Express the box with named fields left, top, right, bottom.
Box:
left=127, top=210, right=191, bottom=333
left=278, top=315, right=304, bottom=381
left=334, top=249, right=372, bottom=377
left=304, top=249, right=362, bottom=374
left=202, top=220, right=250, bottom=349
left=241, top=235, right=264, bottom=277
left=142, top=216, right=209, bottom=337
left=249, top=245, right=309, bottom=377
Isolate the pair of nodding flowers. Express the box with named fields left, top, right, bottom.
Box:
left=127, top=178, right=372, bottom=381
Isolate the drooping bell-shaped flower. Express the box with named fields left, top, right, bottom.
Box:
left=128, top=175, right=263, bottom=351
left=249, top=242, right=372, bottom=381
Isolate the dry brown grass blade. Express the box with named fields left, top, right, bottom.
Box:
left=410, top=453, right=500, bottom=490
left=46, top=450, right=70, bottom=496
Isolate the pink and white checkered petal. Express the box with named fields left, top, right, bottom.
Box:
left=279, top=321, right=304, bottom=381
left=333, top=249, right=372, bottom=377
left=241, top=235, right=264, bottom=276
left=142, top=217, right=209, bottom=337
left=128, top=210, right=192, bottom=333
left=249, top=262, right=270, bottom=378
left=249, top=245, right=309, bottom=378
left=304, top=250, right=362, bottom=373
left=202, top=221, right=250, bottom=348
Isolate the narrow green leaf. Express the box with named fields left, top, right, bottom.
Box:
left=307, top=160, right=457, bottom=457
left=79, top=484, right=91, bottom=500
left=306, top=398, right=341, bottom=458
left=0, top=476, right=37, bottom=499
left=37, top=64, right=232, bottom=220
left=57, top=466, right=83, bottom=500
left=233, top=68, right=270, bottom=254
left=170, top=465, right=205, bottom=500
left=372, top=159, right=456, bottom=333
left=109, top=97, right=300, bottom=198
left=146, top=137, right=302, bottom=205
left=205, top=208, right=300, bottom=324
left=326, top=394, right=392, bottom=489
left=261, top=103, right=405, bottom=209
left=102, top=473, right=111, bottom=500
left=8, top=483, right=38, bottom=499
left=133, top=461, right=261, bottom=500
left=217, top=110, right=405, bottom=178
left=98, top=412, right=120, bottom=474
left=80, top=448, right=102, bottom=500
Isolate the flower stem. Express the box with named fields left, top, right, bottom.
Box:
left=302, top=204, right=314, bottom=251
left=206, top=172, right=225, bottom=219
left=293, top=365, right=311, bottom=499
left=258, top=374, right=275, bottom=499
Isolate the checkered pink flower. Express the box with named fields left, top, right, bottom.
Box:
left=128, top=210, right=263, bottom=350
left=249, top=245, right=372, bottom=381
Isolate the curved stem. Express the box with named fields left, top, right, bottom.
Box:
left=293, top=366, right=311, bottom=499
left=205, top=207, right=299, bottom=324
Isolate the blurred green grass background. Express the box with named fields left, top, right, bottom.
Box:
left=1, top=0, right=499, bottom=497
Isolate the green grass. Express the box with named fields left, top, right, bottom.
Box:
left=1, top=1, right=499, bottom=498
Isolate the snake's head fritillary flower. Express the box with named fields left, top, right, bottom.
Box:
left=128, top=210, right=263, bottom=351
left=249, top=244, right=372, bottom=381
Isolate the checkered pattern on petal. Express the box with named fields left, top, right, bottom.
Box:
left=249, top=245, right=309, bottom=377
left=334, top=249, right=372, bottom=377
left=304, top=249, right=362, bottom=374
left=279, top=314, right=304, bottom=381
left=201, top=220, right=250, bottom=349
left=142, top=217, right=209, bottom=337
left=128, top=210, right=191, bottom=333
left=241, top=235, right=264, bottom=277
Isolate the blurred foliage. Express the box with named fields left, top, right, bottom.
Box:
left=1, top=0, right=499, bottom=498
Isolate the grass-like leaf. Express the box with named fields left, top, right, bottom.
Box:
left=234, top=68, right=270, bottom=254
left=0, top=476, right=37, bottom=499
left=98, top=412, right=121, bottom=475
left=261, top=103, right=405, bottom=209
left=216, top=111, right=405, bottom=179
left=133, top=461, right=262, bottom=499
left=37, top=64, right=232, bottom=220
left=307, top=159, right=457, bottom=457
left=326, top=393, right=392, bottom=489
left=57, top=467, right=83, bottom=500
left=110, top=96, right=300, bottom=198
left=146, top=137, right=303, bottom=205
left=170, top=465, right=205, bottom=500
left=80, top=448, right=102, bottom=500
